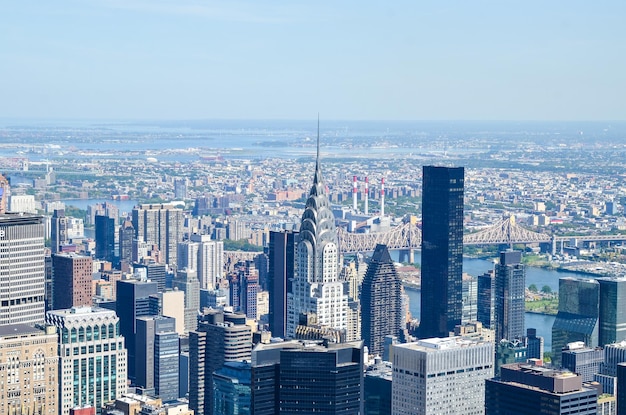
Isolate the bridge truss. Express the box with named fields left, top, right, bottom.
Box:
left=338, top=216, right=554, bottom=254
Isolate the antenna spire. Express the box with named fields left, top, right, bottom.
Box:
left=316, top=113, right=320, bottom=167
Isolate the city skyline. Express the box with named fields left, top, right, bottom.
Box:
left=2, top=1, right=625, bottom=121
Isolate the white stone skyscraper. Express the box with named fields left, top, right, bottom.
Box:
left=192, top=234, right=223, bottom=290
left=178, top=235, right=223, bottom=290
left=393, top=337, right=494, bottom=415
left=286, top=125, right=347, bottom=338
left=0, top=213, right=46, bottom=326
left=46, top=306, right=128, bottom=415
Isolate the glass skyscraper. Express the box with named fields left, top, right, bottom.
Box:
left=251, top=340, right=364, bottom=415
left=598, top=277, right=626, bottom=346
left=494, top=250, right=526, bottom=342
left=419, top=166, right=465, bottom=338
left=268, top=230, right=296, bottom=339
left=551, top=277, right=600, bottom=366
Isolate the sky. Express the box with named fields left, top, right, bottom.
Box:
left=1, top=1, right=625, bottom=121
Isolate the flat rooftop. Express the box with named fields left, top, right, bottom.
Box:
left=0, top=324, right=43, bottom=338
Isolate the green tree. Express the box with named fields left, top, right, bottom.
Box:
left=541, top=285, right=552, bottom=294
left=528, top=284, right=538, bottom=293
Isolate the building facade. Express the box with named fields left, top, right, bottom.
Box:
left=52, top=253, right=93, bottom=310
left=561, top=342, right=604, bottom=382
left=213, top=362, right=251, bottom=415
left=485, top=363, right=598, bottom=415
left=46, top=306, right=128, bottom=415
left=477, top=270, right=495, bottom=329
left=551, top=277, right=600, bottom=366
left=598, top=277, right=626, bottom=346
left=116, top=279, right=158, bottom=381
left=191, top=234, right=223, bottom=290
left=0, top=324, right=59, bottom=415
left=251, top=340, right=364, bottom=415
left=172, top=269, right=200, bottom=333
left=361, top=244, right=403, bottom=357
left=392, top=337, right=494, bottom=415
left=419, top=166, right=465, bottom=338
left=286, top=140, right=347, bottom=338
left=0, top=213, right=46, bottom=325
left=268, top=230, right=296, bottom=339
left=494, top=250, right=526, bottom=342
left=95, top=215, right=116, bottom=264
left=189, top=310, right=252, bottom=415
left=132, top=203, right=183, bottom=268
left=136, top=316, right=179, bottom=401
left=51, top=209, right=69, bottom=254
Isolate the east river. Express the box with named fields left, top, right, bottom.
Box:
left=398, top=253, right=596, bottom=352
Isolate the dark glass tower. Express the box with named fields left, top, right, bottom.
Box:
left=477, top=270, right=495, bottom=328
left=251, top=340, right=364, bottom=415
left=116, top=278, right=158, bottom=381
left=419, top=166, right=464, bottom=338
left=551, top=277, right=599, bottom=366
left=494, top=250, right=526, bottom=342
left=361, top=244, right=403, bottom=357
left=268, top=230, right=296, bottom=339
left=598, top=277, right=626, bottom=346
left=95, top=214, right=116, bottom=263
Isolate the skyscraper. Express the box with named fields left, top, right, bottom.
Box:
left=46, top=306, right=128, bottom=415
left=461, top=273, right=478, bottom=324
left=116, top=278, right=158, bottom=380
left=0, top=324, right=59, bottom=415
left=392, top=337, right=494, bottom=415
left=0, top=213, right=46, bottom=325
left=494, top=250, right=526, bottom=342
left=52, top=253, right=93, bottom=310
left=598, top=277, right=626, bottom=346
left=189, top=309, right=252, bottom=415
left=477, top=269, right=495, bottom=329
left=118, top=220, right=134, bottom=266
left=172, top=268, right=200, bottom=333
left=268, top=230, right=296, bottom=338
left=551, top=277, right=600, bottom=366
left=561, top=342, right=604, bottom=382
left=213, top=362, right=251, bottom=415
left=134, top=261, right=167, bottom=292
left=485, top=363, right=598, bottom=415
left=361, top=244, right=403, bottom=357
left=132, top=203, right=183, bottom=267
left=192, top=234, right=223, bottom=290
left=51, top=208, right=69, bottom=254
left=95, top=214, right=116, bottom=263
left=136, top=315, right=179, bottom=401
left=251, top=340, right=364, bottom=415
left=419, top=166, right=465, bottom=338
left=287, top=128, right=347, bottom=338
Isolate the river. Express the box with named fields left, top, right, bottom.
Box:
left=397, top=252, right=596, bottom=352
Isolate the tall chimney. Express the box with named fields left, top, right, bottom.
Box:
left=380, top=177, right=385, bottom=218
left=353, top=175, right=358, bottom=211
left=364, top=176, right=369, bottom=215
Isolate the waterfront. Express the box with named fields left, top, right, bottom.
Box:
left=61, top=198, right=138, bottom=215
left=401, top=253, right=597, bottom=352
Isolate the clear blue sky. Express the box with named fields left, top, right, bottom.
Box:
left=1, top=1, right=625, bottom=121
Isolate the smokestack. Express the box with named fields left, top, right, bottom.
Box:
left=380, top=177, right=385, bottom=218
left=353, top=175, right=358, bottom=211
left=364, top=176, right=369, bottom=215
